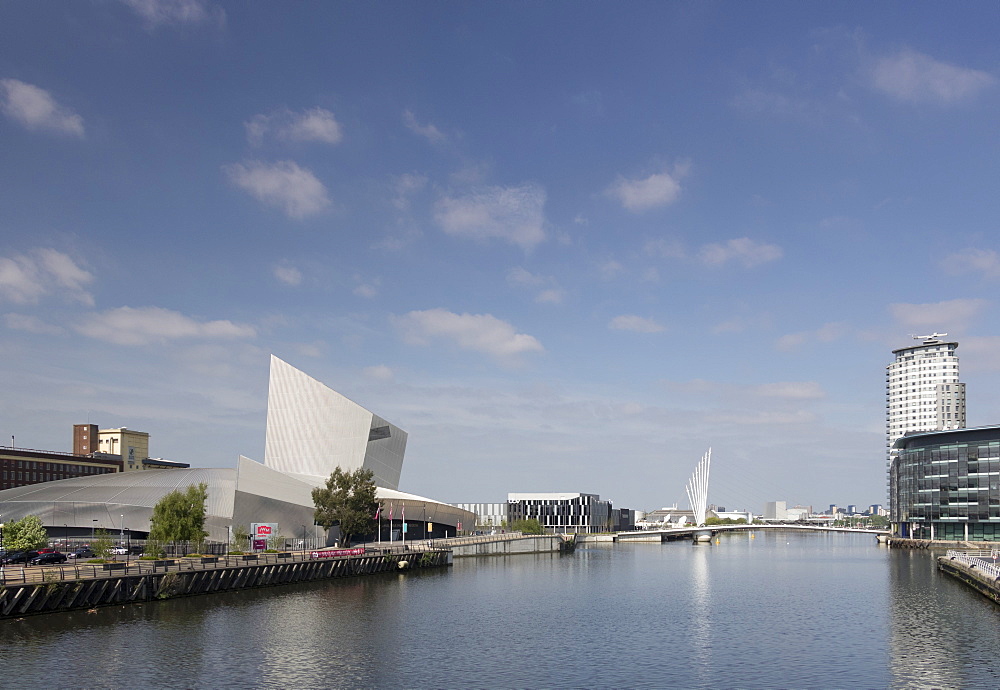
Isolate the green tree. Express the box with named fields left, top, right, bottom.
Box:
left=148, top=483, right=209, bottom=552
left=93, top=529, right=114, bottom=560
left=230, top=524, right=249, bottom=553
left=4, top=515, right=48, bottom=551
left=312, top=467, right=378, bottom=546
left=510, top=518, right=544, bottom=535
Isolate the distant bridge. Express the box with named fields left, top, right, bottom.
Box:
left=604, top=524, right=890, bottom=543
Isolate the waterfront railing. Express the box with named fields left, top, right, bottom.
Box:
left=945, top=549, right=1000, bottom=580
left=0, top=544, right=449, bottom=586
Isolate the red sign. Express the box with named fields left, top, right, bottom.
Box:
left=257, top=525, right=272, bottom=535
left=310, top=548, right=365, bottom=559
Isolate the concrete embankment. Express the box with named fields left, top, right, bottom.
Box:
left=938, top=554, right=1000, bottom=605
left=891, top=538, right=997, bottom=550
left=450, top=534, right=572, bottom=557
left=0, top=550, right=449, bottom=619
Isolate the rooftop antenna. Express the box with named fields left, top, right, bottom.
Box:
left=912, top=332, right=947, bottom=341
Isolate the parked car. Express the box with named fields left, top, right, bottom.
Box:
left=67, top=548, right=96, bottom=560
left=109, top=546, right=129, bottom=555
left=37, top=548, right=56, bottom=554
left=2, top=551, right=40, bottom=565
left=30, top=552, right=67, bottom=566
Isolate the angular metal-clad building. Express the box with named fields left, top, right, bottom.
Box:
left=0, top=356, right=472, bottom=545
left=264, top=355, right=406, bottom=489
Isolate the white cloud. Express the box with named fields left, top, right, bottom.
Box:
left=507, top=267, right=564, bottom=304
left=353, top=281, right=379, bottom=298
left=435, top=184, right=546, bottom=249
left=535, top=289, right=565, bottom=305
left=507, top=267, right=544, bottom=287
left=756, top=381, right=825, bottom=399
left=889, top=298, right=989, bottom=331
left=118, top=0, right=225, bottom=27
left=403, top=109, right=446, bottom=143
left=0, top=248, right=94, bottom=305
left=364, top=364, right=394, bottom=381
left=871, top=49, right=995, bottom=104
left=224, top=160, right=330, bottom=218
left=391, top=172, right=428, bottom=212
left=4, top=313, right=63, bottom=335
left=273, top=263, right=302, bottom=286
left=246, top=107, right=342, bottom=146
left=941, top=248, right=1000, bottom=278
left=75, top=306, right=256, bottom=346
left=776, top=321, right=849, bottom=351
left=644, top=238, right=687, bottom=259
left=699, top=237, right=783, bottom=268
left=599, top=259, right=624, bottom=280
left=606, top=163, right=688, bottom=212
left=392, top=308, right=544, bottom=362
left=609, top=315, right=666, bottom=333
left=0, top=79, right=84, bottom=137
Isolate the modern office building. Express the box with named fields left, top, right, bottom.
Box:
left=0, top=356, right=472, bottom=543
left=507, top=492, right=612, bottom=533
left=451, top=502, right=508, bottom=530
left=891, top=426, right=1000, bottom=541
left=886, top=335, right=966, bottom=503
left=764, top=501, right=787, bottom=520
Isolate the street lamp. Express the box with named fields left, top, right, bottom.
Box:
left=301, top=524, right=306, bottom=550
left=92, top=519, right=98, bottom=541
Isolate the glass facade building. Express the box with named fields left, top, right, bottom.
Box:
left=891, top=426, right=1000, bottom=541
left=885, top=337, right=965, bottom=505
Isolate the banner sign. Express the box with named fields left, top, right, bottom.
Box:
left=250, top=522, right=278, bottom=537
left=310, top=548, right=365, bottom=559
left=252, top=539, right=266, bottom=551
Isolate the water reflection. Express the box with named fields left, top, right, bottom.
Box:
left=2, top=535, right=1000, bottom=687
left=888, top=548, right=1000, bottom=689
left=688, top=543, right=712, bottom=686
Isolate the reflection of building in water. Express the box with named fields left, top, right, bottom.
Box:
left=891, top=426, right=1000, bottom=541
left=689, top=545, right=712, bottom=685
left=887, top=550, right=964, bottom=688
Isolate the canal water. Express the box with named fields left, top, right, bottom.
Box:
left=2, top=531, right=1000, bottom=688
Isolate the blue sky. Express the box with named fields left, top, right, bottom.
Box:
left=3, top=1, right=1000, bottom=514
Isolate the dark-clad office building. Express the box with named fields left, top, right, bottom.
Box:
left=891, top=425, right=1000, bottom=541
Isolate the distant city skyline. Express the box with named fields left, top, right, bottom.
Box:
left=4, top=2, right=1000, bottom=511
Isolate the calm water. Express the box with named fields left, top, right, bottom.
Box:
left=2, top=531, right=1000, bottom=688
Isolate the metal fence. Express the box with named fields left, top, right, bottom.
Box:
left=945, top=549, right=1000, bottom=580
left=0, top=544, right=445, bottom=586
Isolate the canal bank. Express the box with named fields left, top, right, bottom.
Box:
left=0, top=549, right=450, bottom=619
left=0, top=533, right=573, bottom=619
left=937, top=550, right=1000, bottom=605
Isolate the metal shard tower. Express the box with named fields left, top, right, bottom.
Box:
left=264, top=355, right=407, bottom=489
left=685, top=447, right=712, bottom=527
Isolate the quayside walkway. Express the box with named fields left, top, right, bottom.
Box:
left=0, top=546, right=451, bottom=619
left=0, top=546, right=442, bottom=587
left=938, top=550, right=1000, bottom=605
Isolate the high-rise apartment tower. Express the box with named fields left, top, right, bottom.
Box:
left=886, top=334, right=966, bottom=498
